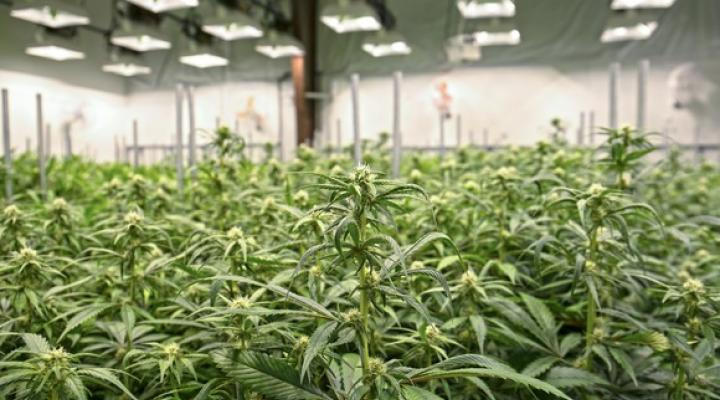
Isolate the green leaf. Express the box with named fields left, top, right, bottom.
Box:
left=77, top=368, right=137, bottom=400
left=301, top=321, right=338, bottom=381
left=401, top=386, right=444, bottom=400
left=544, top=366, right=608, bottom=388
left=212, top=350, right=332, bottom=400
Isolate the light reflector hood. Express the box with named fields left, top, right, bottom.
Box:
left=321, top=1, right=382, bottom=33
left=11, top=0, right=90, bottom=28
left=457, top=0, right=516, bottom=18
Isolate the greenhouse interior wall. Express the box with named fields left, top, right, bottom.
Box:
left=2, top=60, right=718, bottom=163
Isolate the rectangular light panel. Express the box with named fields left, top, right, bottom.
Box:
left=321, top=15, right=382, bottom=33
left=126, top=0, right=198, bottom=13
left=611, top=0, right=676, bottom=10
left=26, top=45, right=85, bottom=61
left=11, top=6, right=89, bottom=28
left=473, top=29, right=521, bottom=46
left=255, top=44, right=304, bottom=59
left=601, top=21, right=658, bottom=42
left=362, top=41, right=412, bottom=57
left=111, top=34, right=171, bottom=52
left=457, top=0, right=516, bottom=18
left=102, top=63, right=152, bottom=77
left=202, top=24, right=263, bottom=41
left=180, top=53, right=229, bottom=69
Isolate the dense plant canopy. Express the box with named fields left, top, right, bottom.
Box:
left=0, top=126, right=719, bottom=400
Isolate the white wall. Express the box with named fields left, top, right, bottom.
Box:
left=3, top=62, right=717, bottom=164
left=0, top=70, right=296, bottom=162
left=324, top=62, right=711, bottom=149
left=126, top=81, right=296, bottom=162
left=0, top=70, right=128, bottom=161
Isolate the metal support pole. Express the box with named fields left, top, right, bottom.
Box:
left=439, top=113, right=446, bottom=158
left=277, top=80, right=285, bottom=161
left=350, top=73, right=361, bottom=167
left=45, top=124, right=51, bottom=158
left=456, top=114, right=462, bottom=149
left=2, top=89, right=12, bottom=201
left=63, top=124, right=73, bottom=159
left=577, top=112, right=586, bottom=146
left=637, top=59, right=649, bottom=131
left=391, top=71, right=402, bottom=178
left=132, top=119, right=139, bottom=168
left=36, top=94, right=46, bottom=197
left=186, top=85, right=197, bottom=177
left=175, top=84, right=184, bottom=195
left=589, top=111, right=596, bottom=145
left=609, top=62, right=620, bottom=129
left=336, top=119, right=342, bottom=153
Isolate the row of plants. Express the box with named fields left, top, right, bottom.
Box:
left=0, top=125, right=718, bottom=399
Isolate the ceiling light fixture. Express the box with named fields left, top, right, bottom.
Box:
left=362, top=31, right=411, bottom=57
left=201, top=9, right=263, bottom=41
left=601, top=21, right=658, bottom=42
left=111, top=25, right=171, bottom=52
left=102, top=59, right=152, bottom=76
left=457, top=0, right=516, bottom=19
left=469, top=19, right=521, bottom=46
left=180, top=47, right=228, bottom=69
left=125, top=0, right=198, bottom=14
left=611, top=0, right=676, bottom=10
left=320, top=0, right=382, bottom=33
left=255, top=32, right=305, bottom=58
left=601, top=12, right=659, bottom=43
left=11, top=0, right=90, bottom=28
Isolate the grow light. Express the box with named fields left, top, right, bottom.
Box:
left=11, top=1, right=90, bottom=28
left=180, top=53, right=228, bottom=69
left=102, top=62, right=152, bottom=77
left=321, top=1, right=382, bottom=33
left=473, top=29, right=521, bottom=46
left=202, top=23, right=263, bottom=41
left=601, top=21, right=658, bottom=42
left=125, top=0, right=198, bottom=13
left=26, top=44, right=84, bottom=61
left=457, top=0, right=515, bottom=18
left=111, top=30, right=171, bottom=52
left=255, top=33, right=305, bottom=58
left=362, top=31, right=411, bottom=57
left=611, top=0, right=676, bottom=10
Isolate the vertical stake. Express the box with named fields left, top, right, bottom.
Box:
left=391, top=71, right=402, bottom=178
left=351, top=73, right=361, bottom=167
left=175, top=84, right=184, bottom=195
left=36, top=94, right=46, bottom=197
left=2, top=89, right=12, bottom=201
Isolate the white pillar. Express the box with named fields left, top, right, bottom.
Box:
left=277, top=80, right=285, bottom=161
left=351, top=73, right=361, bottom=166
left=36, top=94, right=46, bottom=197
left=609, top=62, right=620, bottom=129
left=132, top=119, right=139, bottom=168
left=2, top=89, right=12, bottom=200
left=186, top=85, right=197, bottom=177
left=391, top=71, right=402, bottom=178
left=637, top=59, right=649, bottom=131
left=175, top=84, right=185, bottom=195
